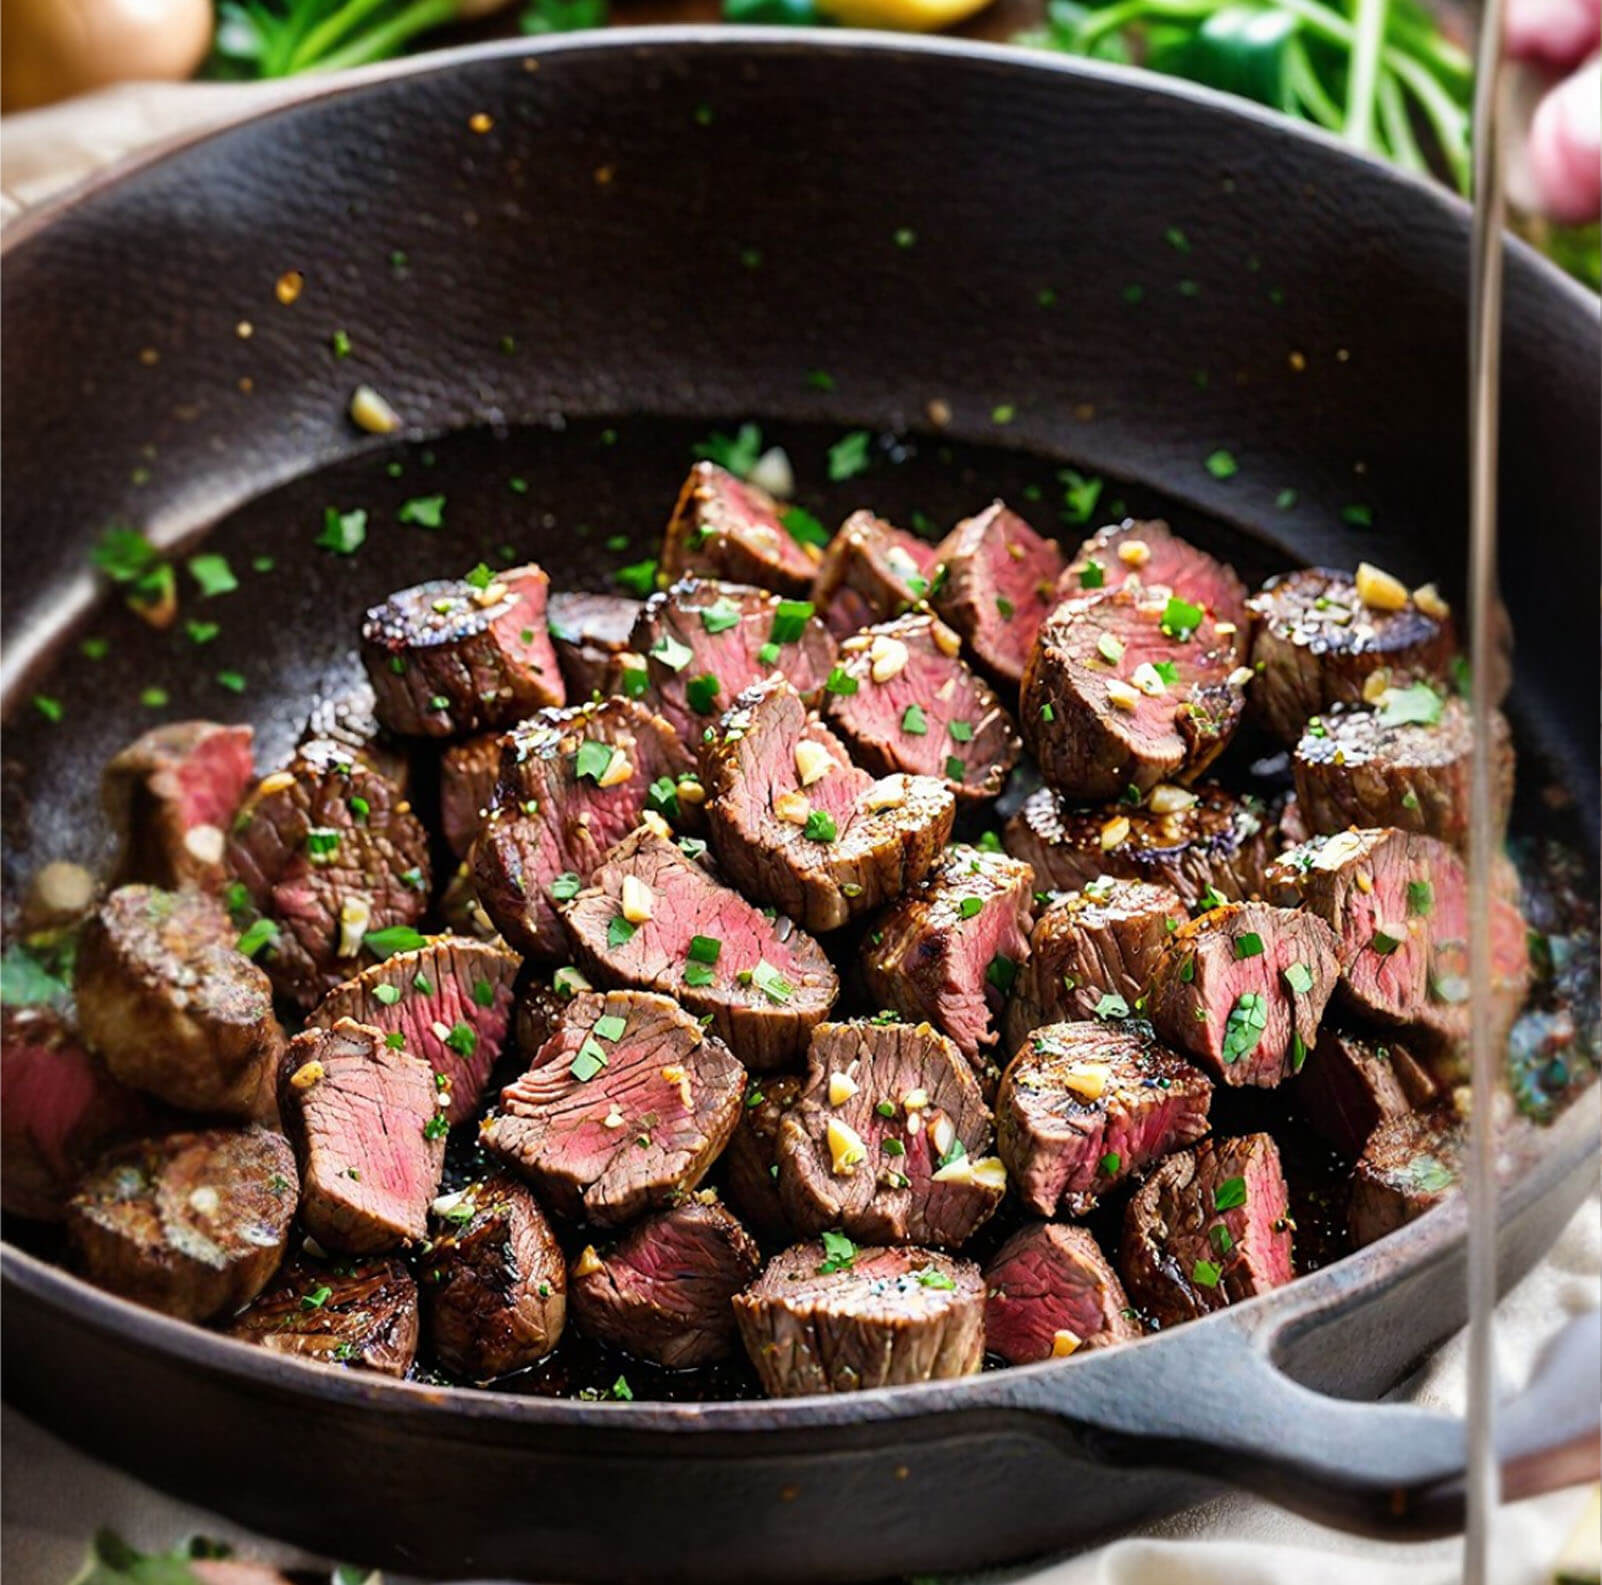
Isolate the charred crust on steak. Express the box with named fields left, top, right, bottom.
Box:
left=661, top=461, right=818, bottom=597
left=983, top=1222, right=1143, bottom=1363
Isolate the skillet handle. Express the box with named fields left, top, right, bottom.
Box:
left=979, top=1305, right=1600, bottom=1537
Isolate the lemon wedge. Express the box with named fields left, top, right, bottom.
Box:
left=816, top=0, right=995, bottom=31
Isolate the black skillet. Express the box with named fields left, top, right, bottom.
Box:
left=2, top=30, right=1599, bottom=1583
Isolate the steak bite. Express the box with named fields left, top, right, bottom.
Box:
left=570, top=1196, right=762, bottom=1368
left=102, top=721, right=254, bottom=893
left=1004, top=782, right=1276, bottom=909
left=1262, top=828, right=1529, bottom=1056
left=1, top=1006, right=160, bottom=1221
left=1060, top=519, right=1251, bottom=637
left=861, top=844, right=1036, bottom=1072
left=1294, top=1029, right=1437, bottom=1157
left=75, top=885, right=284, bottom=1119
left=309, top=936, right=520, bottom=1124
left=229, top=1252, right=419, bottom=1376
left=733, top=1241, right=984, bottom=1396
left=983, top=1223, right=1143, bottom=1364
left=811, top=510, right=939, bottom=637
left=1292, top=694, right=1514, bottom=852
left=440, top=732, right=503, bottom=857
left=821, top=611, right=1021, bottom=803
left=1021, top=587, right=1249, bottom=801
left=66, top=1125, right=297, bottom=1322
left=547, top=590, right=643, bottom=701
left=933, top=500, right=1066, bottom=685
left=661, top=461, right=818, bottom=596
left=996, top=1020, right=1213, bottom=1217
left=1147, top=901, right=1339, bottom=1088
left=723, top=1072, right=804, bottom=1243
left=1120, top=1132, right=1294, bottom=1327
left=483, top=990, right=745, bottom=1228
left=699, top=677, right=956, bottom=933
left=225, top=739, right=432, bottom=1007
left=775, top=1019, right=1005, bottom=1248
left=1348, top=1106, right=1464, bottom=1248
left=624, top=577, right=836, bottom=747
left=560, top=826, right=838, bottom=1071
left=279, top=1019, right=446, bottom=1254
left=1246, top=566, right=1456, bottom=743
left=360, top=562, right=564, bottom=737
left=469, top=697, right=689, bottom=960
left=420, top=1171, right=567, bottom=1381
left=1005, top=878, right=1186, bottom=1048
left=1058, top=787, right=1275, bottom=905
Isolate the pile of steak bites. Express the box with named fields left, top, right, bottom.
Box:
left=6, top=460, right=1531, bottom=1397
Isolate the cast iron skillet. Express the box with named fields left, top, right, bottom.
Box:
left=2, top=30, right=1598, bottom=1582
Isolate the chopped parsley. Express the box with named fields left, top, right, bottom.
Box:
left=1099, top=1151, right=1122, bottom=1175
left=372, top=983, right=402, bottom=1006
left=1211, top=1224, right=1235, bottom=1256
left=824, top=666, right=859, bottom=697
left=958, top=896, right=984, bottom=920
left=573, top=740, right=616, bottom=782
left=236, top=918, right=279, bottom=959
left=607, top=915, right=637, bottom=949
left=398, top=494, right=445, bottom=528
left=185, top=619, right=220, bottom=645
left=901, top=704, right=928, bottom=736
left=300, top=1285, right=333, bottom=1311
left=948, top=720, right=974, bottom=743
left=1408, top=880, right=1434, bottom=917
left=1192, top=1258, right=1222, bottom=1288
left=188, top=554, right=238, bottom=597
left=422, top=1114, right=449, bottom=1142
left=1233, top=932, right=1264, bottom=959
left=570, top=1037, right=608, bottom=1082
left=914, top=1267, right=957, bottom=1290
left=985, top=953, right=1019, bottom=994
left=781, top=506, right=828, bottom=548
left=769, top=600, right=815, bottom=644
left=364, top=926, right=427, bottom=959
left=817, top=1229, right=856, bottom=1274
left=995, top=595, right=1015, bottom=619
left=316, top=507, right=367, bottom=555
left=80, top=636, right=110, bottom=660
left=1213, top=1175, right=1247, bottom=1211
left=827, top=430, right=872, bottom=482
left=444, top=1022, right=477, bottom=1057
left=1160, top=595, right=1204, bottom=640
left=1151, top=659, right=1180, bottom=686
left=1221, top=991, right=1268, bottom=1065
left=216, top=670, right=247, bottom=694
left=464, top=562, right=495, bottom=589
left=686, top=673, right=721, bottom=715
left=647, top=776, right=680, bottom=818
left=650, top=632, right=694, bottom=672
left=757, top=641, right=781, bottom=666
left=1094, top=992, right=1130, bottom=1020
left=700, top=597, right=743, bottom=635
left=593, top=1013, right=627, bottom=1043
left=693, top=423, right=763, bottom=479
left=1291, top=1032, right=1309, bottom=1072
left=615, top=559, right=658, bottom=596
left=1059, top=468, right=1103, bottom=526
left=1371, top=928, right=1404, bottom=955
left=1378, top=680, right=1444, bottom=728
left=32, top=695, right=62, bottom=723
left=1079, top=559, right=1106, bottom=589
left=139, top=686, right=169, bottom=709
left=1282, top=961, right=1314, bottom=995
left=945, top=755, right=966, bottom=782
left=751, top=959, right=794, bottom=1004
left=1204, top=449, right=1238, bottom=480
left=803, top=809, right=838, bottom=843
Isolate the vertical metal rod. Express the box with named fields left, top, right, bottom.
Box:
left=1464, top=1, right=1509, bottom=1579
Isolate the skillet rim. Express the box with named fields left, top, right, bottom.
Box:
left=1, top=27, right=1597, bottom=1432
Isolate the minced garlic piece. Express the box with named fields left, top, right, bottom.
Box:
left=1100, top=816, right=1131, bottom=850
left=183, top=825, right=226, bottom=866
left=349, top=384, right=401, bottom=435
left=256, top=770, right=298, bottom=797
left=597, top=752, right=634, bottom=789
left=1105, top=680, right=1142, bottom=712
left=675, top=776, right=706, bottom=807
left=828, top=1071, right=859, bottom=1106
left=861, top=781, right=906, bottom=814
left=1061, top=1063, right=1110, bottom=1100
left=774, top=789, right=810, bottom=825
left=1051, top=1329, right=1082, bottom=1358
left=188, top=1185, right=220, bottom=1216
left=1227, top=666, right=1255, bottom=688
left=1117, top=538, right=1151, bottom=568
left=1413, top=582, right=1450, bottom=620
left=929, top=1113, right=956, bottom=1159
left=1355, top=561, right=1409, bottom=612
left=1362, top=668, right=1393, bottom=704
left=620, top=874, right=654, bottom=924
left=573, top=1245, right=604, bottom=1277
left=869, top=635, right=910, bottom=683
left=1148, top=784, right=1196, bottom=815
left=336, top=895, right=371, bottom=958
left=640, top=810, right=673, bottom=840
left=828, top=1118, right=867, bottom=1176
left=1130, top=662, right=1168, bottom=697
left=289, top=1060, right=325, bottom=1091
left=902, top=1088, right=930, bottom=1112
left=795, top=740, right=834, bottom=787
left=931, top=620, right=962, bottom=658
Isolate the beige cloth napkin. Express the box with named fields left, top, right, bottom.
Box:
left=3, top=77, right=1600, bottom=1585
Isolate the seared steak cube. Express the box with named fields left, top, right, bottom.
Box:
left=812, top=510, right=938, bottom=636
left=822, top=611, right=1021, bottom=803
left=2, top=1005, right=160, bottom=1221
left=983, top=1223, right=1143, bottom=1364
left=624, top=577, right=836, bottom=746
left=309, top=935, right=520, bottom=1124
left=483, top=990, right=745, bottom=1227
left=1004, top=782, right=1276, bottom=909
left=1246, top=566, right=1456, bottom=743
left=1120, top=1132, right=1293, bottom=1327
left=470, top=697, right=689, bottom=959
left=933, top=500, right=1066, bottom=685
left=1264, top=829, right=1528, bottom=1062
left=861, top=844, right=1036, bottom=1073
left=1348, top=1106, right=1464, bottom=1248
left=561, top=825, right=838, bottom=1071
left=1294, top=1029, right=1437, bottom=1157
left=226, top=739, right=432, bottom=1007
left=723, top=1072, right=804, bottom=1244
left=361, top=562, right=563, bottom=737
left=733, top=1241, right=984, bottom=1396
left=1005, top=878, right=1186, bottom=1049
left=66, top=1125, right=297, bottom=1322
left=1060, top=519, right=1250, bottom=640
left=229, top=1252, right=419, bottom=1377
left=996, top=1020, right=1213, bottom=1216
left=1021, top=587, right=1249, bottom=801
left=440, top=731, right=503, bottom=857
left=102, top=720, right=254, bottom=893
left=1147, top=901, right=1339, bottom=1088
left=1293, top=694, right=1514, bottom=852
left=420, top=1171, right=567, bottom=1381
left=279, top=1019, right=447, bottom=1253
left=547, top=590, right=642, bottom=700
left=776, top=1019, right=1004, bottom=1248
left=661, top=461, right=818, bottom=596
left=699, top=677, right=956, bottom=932
left=76, top=885, right=284, bottom=1119
left=570, top=1196, right=762, bottom=1368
